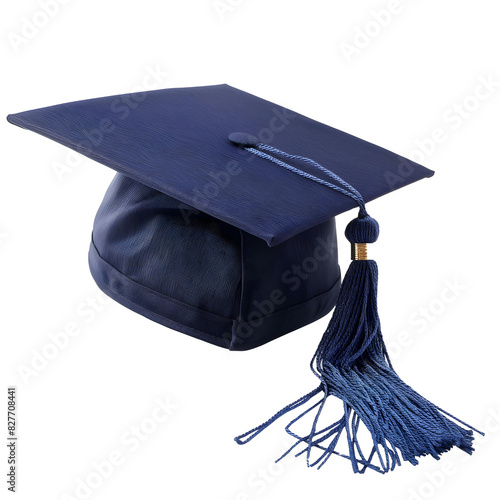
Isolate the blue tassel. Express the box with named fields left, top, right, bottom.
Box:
left=235, top=214, right=483, bottom=473
left=234, top=143, right=483, bottom=473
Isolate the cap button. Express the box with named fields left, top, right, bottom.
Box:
left=228, top=132, right=259, bottom=147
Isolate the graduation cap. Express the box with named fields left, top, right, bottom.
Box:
left=7, top=84, right=481, bottom=472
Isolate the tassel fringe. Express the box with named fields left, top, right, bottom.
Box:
left=235, top=258, right=483, bottom=474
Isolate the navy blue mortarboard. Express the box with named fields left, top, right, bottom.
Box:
left=7, top=84, right=480, bottom=472
left=7, top=84, right=431, bottom=349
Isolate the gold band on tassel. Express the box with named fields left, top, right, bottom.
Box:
left=351, top=243, right=368, bottom=260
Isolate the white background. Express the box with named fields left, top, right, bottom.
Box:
left=2, top=1, right=499, bottom=499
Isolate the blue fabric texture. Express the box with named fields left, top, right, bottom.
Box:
left=89, top=173, right=341, bottom=350
left=6, top=84, right=434, bottom=246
